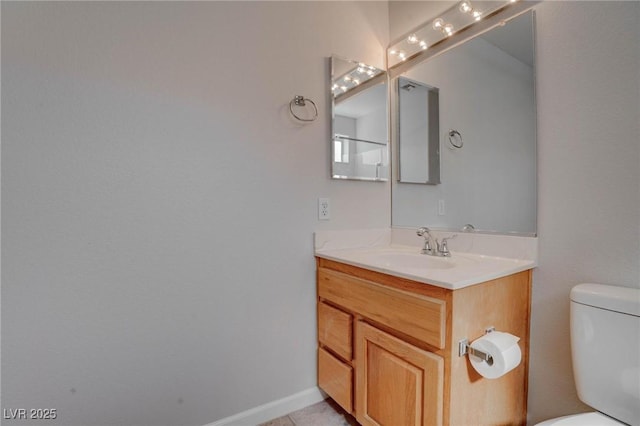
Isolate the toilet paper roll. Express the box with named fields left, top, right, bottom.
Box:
left=469, top=331, right=522, bottom=379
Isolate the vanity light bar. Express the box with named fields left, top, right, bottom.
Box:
left=332, top=64, right=382, bottom=97
left=390, top=37, right=427, bottom=63
left=433, top=18, right=455, bottom=36
left=459, top=1, right=484, bottom=21
left=388, top=0, right=520, bottom=67
left=460, top=1, right=473, bottom=13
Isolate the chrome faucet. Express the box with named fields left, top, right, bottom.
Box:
left=417, top=227, right=457, bottom=257
left=416, top=227, right=434, bottom=255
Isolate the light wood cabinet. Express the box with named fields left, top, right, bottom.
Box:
left=318, top=346, right=353, bottom=412
left=356, top=321, right=444, bottom=426
left=316, top=257, right=532, bottom=426
left=318, top=302, right=352, bottom=361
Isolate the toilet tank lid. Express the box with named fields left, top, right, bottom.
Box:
left=571, top=283, right=640, bottom=316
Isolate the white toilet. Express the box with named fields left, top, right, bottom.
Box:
left=536, top=283, right=640, bottom=426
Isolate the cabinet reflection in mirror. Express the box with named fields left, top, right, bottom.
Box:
left=392, top=11, right=537, bottom=235
left=397, top=77, right=440, bottom=184
left=331, top=56, right=388, bottom=181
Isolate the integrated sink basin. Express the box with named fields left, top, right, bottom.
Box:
left=355, top=249, right=455, bottom=270
left=315, top=244, right=535, bottom=290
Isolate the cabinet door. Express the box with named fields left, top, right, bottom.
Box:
left=355, top=321, right=444, bottom=426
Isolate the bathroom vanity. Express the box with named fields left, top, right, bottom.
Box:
left=319, top=2, right=538, bottom=423
left=315, top=235, right=534, bottom=426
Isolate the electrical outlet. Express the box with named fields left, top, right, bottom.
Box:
left=438, top=199, right=446, bottom=216
left=318, top=198, right=330, bottom=220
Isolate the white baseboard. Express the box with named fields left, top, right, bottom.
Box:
left=204, top=387, right=326, bottom=426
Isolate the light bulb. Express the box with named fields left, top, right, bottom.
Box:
left=473, top=10, right=482, bottom=21
left=332, top=84, right=339, bottom=90
left=356, top=67, right=365, bottom=73
left=343, top=76, right=351, bottom=82
left=366, top=70, right=374, bottom=76
left=459, top=1, right=472, bottom=13
left=444, top=24, right=454, bottom=36
left=419, top=40, right=428, bottom=50
left=340, top=86, right=348, bottom=92
left=407, top=33, right=419, bottom=44
left=390, top=49, right=397, bottom=55
left=352, top=79, right=360, bottom=85
left=432, top=18, right=444, bottom=30
left=398, top=51, right=406, bottom=60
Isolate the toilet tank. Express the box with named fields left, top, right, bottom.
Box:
left=570, top=283, right=640, bottom=426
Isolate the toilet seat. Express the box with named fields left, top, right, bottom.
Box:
left=535, top=412, right=623, bottom=426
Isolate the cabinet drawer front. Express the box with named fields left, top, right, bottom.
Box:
left=318, top=302, right=352, bottom=360
left=318, top=267, right=446, bottom=349
left=318, top=347, right=353, bottom=413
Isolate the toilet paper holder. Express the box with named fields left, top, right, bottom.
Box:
left=458, top=327, right=495, bottom=364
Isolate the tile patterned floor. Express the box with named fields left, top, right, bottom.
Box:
left=259, top=399, right=358, bottom=426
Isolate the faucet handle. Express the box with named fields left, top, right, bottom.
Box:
left=461, top=224, right=475, bottom=232
left=437, top=234, right=457, bottom=256
left=440, top=234, right=457, bottom=243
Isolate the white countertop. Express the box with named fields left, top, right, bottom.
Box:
left=314, top=228, right=537, bottom=290
left=316, top=245, right=535, bottom=289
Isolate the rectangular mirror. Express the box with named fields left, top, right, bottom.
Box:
left=396, top=76, right=440, bottom=184
left=331, top=56, right=388, bottom=181
left=391, top=11, right=537, bottom=235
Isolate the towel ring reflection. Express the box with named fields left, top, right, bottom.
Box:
left=448, top=129, right=463, bottom=149
left=289, top=95, right=318, bottom=122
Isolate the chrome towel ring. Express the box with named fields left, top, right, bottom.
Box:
left=448, top=129, right=463, bottom=149
left=289, top=95, right=318, bottom=122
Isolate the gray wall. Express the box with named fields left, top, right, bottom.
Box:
left=530, top=1, right=640, bottom=423
left=1, top=2, right=389, bottom=425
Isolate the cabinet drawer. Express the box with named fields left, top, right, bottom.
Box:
left=318, top=302, right=352, bottom=360
left=318, top=347, right=353, bottom=413
left=318, top=267, right=446, bottom=349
